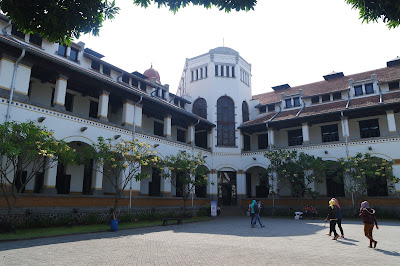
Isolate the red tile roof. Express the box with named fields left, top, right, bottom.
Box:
left=253, top=65, right=400, bottom=105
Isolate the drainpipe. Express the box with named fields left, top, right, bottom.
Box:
left=345, top=88, right=350, bottom=109
left=129, top=96, right=143, bottom=213
left=341, top=111, right=349, bottom=157
left=378, top=84, right=383, bottom=104
left=191, top=119, right=200, bottom=208
left=2, top=20, right=26, bottom=123
left=295, top=96, right=305, bottom=117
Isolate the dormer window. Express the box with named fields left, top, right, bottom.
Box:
left=389, top=81, right=399, bottom=90
left=268, top=104, right=275, bottom=112
left=29, top=33, right=42, bottom=46
left=365, top=83, right=374, bottom=94
left=311, top=96, right=319, bottom=104
left=333, top=92, right=342, bottom=100
left=285, top=99, right=292, bottom=108
left=103, top=65, right=111, bottom=76
left=11, top=24, right=25, bottom=39
left=91, top=60, right=100, bottom=71
left=321, top=94, right=330, bottom=102
left=122, top=75, right=129, bottom=84
left=70, top=47, right=79, bottom=61
left=354, top=85, right=363, bottom=96
left=58, top=44, right=67, bottom=57
left=293, top=97, right=300, bottom=107
left=259, top=106, right=266, bottom=113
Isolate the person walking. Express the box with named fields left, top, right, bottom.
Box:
left=249, top=199, right=256, bottom=225
left=359, top=201, right=379, bottom=248
left=331, top=198, right=344, bottom=238
left=251, top=200, right=265, bottom=228
left=325, top=199, right=339, bottom=240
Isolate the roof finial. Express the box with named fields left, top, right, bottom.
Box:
left=151, top=62, right=153, bottom=68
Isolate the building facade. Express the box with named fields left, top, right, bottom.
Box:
left=1, top=15, right=400, bottom=212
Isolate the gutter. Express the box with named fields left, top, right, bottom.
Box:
left=0, top=35, right=214, bottom=127
left=345, top=88, right=350, bottom=109
left=295, top=96, right=305, bottom=117
left=341, top=111, right=349, bottom=157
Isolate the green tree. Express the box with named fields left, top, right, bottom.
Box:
left=340, top=153, right=399, bottom=212
left=87, top=137, right=158, bottom=220
left=0, top=0, right=256, bottom=44
left=0, top=121, right=75, bottom=230
left=161, top=151, right=211, bottom=215
left=265, top=150, right=325, bottom=210
left=345, top=0, right=400, bottom=29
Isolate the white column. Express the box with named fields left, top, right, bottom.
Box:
left=122, top=99, right=135, bottom=127
left=237, top=171, right=246, bottom=200
left=43, top=161, right=58, bottom=194
left=268, top=128, right=275, bottom=148
left=302, top=123, right=310, bottom=144
left=98, top=90, right=109, bottom=121
left=91, top=162, right=104, bottom=195
left=188, top=124, right=195, bottom=144
left=15, top=62, right=32, bottom=96
left=386, top=110, right=397, bottom=134
left=164, top=115, right=172, bottom=139
left=53, top=74, right=68, bottom=109
left=207, top=131, right=213, bottom=149
left=134, top=104, right=143, bottom=129
left=161, top=168, right=172, bottom=197
left=66, top=46, right=71, bottom=58
left=341, top=117, right=349, bottom=137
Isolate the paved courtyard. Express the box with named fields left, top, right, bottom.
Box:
left=0, top=217, right=399, bottom=265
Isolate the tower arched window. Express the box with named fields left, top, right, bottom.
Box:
left=242, top=101, right=249, bottom=122
left=217, top=96, right=235, bottom=146
left=192, top=98, right=207, bottom=119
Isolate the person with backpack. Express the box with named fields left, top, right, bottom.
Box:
left=251, top=200, right=265, bottom=228
left=248, top=199, right=256, bottom=225
left=359, top=201, right=379, bottom=248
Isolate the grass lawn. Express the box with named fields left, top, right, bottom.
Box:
left=0, top=216, right=212, bottom=241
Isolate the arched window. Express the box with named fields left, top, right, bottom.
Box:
left=242, top=101, right=249, bottom=122
left=217, top=96, right=235, bottom=146
left=192, top=98, right=207, bottom=119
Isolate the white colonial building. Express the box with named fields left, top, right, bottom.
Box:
left=1, top=14, right=400, bottom=212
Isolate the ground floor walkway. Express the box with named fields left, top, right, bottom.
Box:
left=0, top=217, right=399, bottom=265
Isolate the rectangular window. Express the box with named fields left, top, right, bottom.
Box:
left=140, top=82, right=146, bottom=91
left=226, top=66, right=230, bottom=77
left=65, top=92, right=74, bottom=112
left=161, top=90, right=166, bottom=99
left=103, top=65, right=111, bottom=76
left=154, top=121, right=164, bottom=137
left=205, top=66, right=208, bottom=77
left=89, top=101, right=98, bottom=118
left=58, top=44, right=67, bottom=57
left=243, top=134, right=250, bottom=151
left=174, top=98, right=179, bottom=106
left=191, top=71, right=194, bottom=81
left=359, top=119, right=380, bottom=138
left=311, top=96, right=319, bottom=104
left=259, top=106, right=266, bottom=113
left=91, top=60, right=100, bottom=71
left=288, top=129, right=303, bottom=146
left=333, top=92, right=342, bottom=100
left=122, top=75, right=129, bottom=84
left=258, top=133, right=268, bottom=150
left=215, top=65, right=218, bottom=76
left=354, top=85, right=363, bottom=96
left=177, top=129, right=186, bottom=143
left=321, top=124, right=339, bottom=143
left=11, top=24, right=25, bottom=39
left=389, top=81, right=399, bottom=91
left=70, top=48, right=79, bottom=61
left=268, top=104, right=275, bottom=112
left=29, top=33, right=42, bottom=46
left=200, top=68, right=203, bottom=79
left=321, top=94, right=330, bottom=102
left=285, top=99, right=292, bottom=108
left=221, top=65, right=224, bottom=76
left=180, top=101, right=185, bottom=108
left=232, top=66, right=235, bottom=77
left=196, top=69, right=199, bottom=80
left=365, top=83, right=374, bottom=94
left=293, top=97, right=300, bottom=107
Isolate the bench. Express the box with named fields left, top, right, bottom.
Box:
left=162, top=217, right=183, bottom=226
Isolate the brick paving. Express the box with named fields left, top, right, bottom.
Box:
left=0, top=217, right=399, bottom=265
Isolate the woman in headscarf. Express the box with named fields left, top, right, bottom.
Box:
left=331, top=198, right=344, bottom=238
left=325, top=199, right=339, bottom=240
left=360, top=201, right=379, bottom=248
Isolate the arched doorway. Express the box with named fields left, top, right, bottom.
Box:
left=245, top=166, right=269, bottom=199
left=217, top=169, right=237, bottom=206
left=325, top=160, right=345, bottom=198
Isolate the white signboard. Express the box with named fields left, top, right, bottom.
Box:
left=211, top=201, right=217, bottom=217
